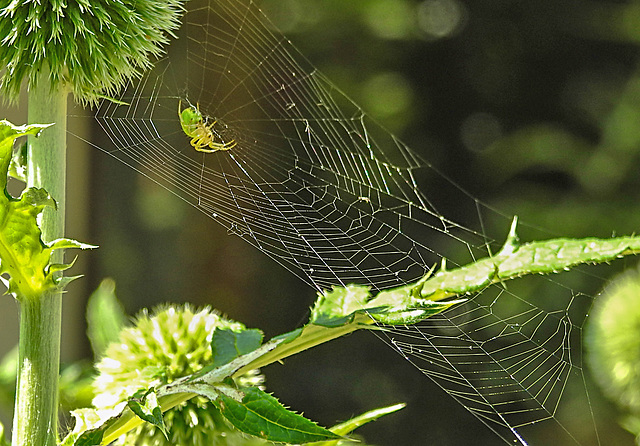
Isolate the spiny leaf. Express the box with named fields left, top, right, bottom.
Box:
left=420, top=216, right=640, bottom=297
left=211, top=327, right=263, bottom=368
left=0, top=120, right=97, bottom=300
left=0, top=120, right=51, bottom=190
left=326, top=402, right=405, bottom=438
left=213, top=385, right=342, bottom=444
left=70, top=429, right=103, bottom=446
left=310, top=284, right=371, bottom=327
left=237, top=219, right=640, bottom=374
left=48, top=238, right=97, bottom=251
left=127, top=389, right=168, bottom=440
left=367, top=217, right=640, bottom=324
left=311, top=283, right=465, bottom=327
left=367, top=296, right=466, bottom=325
left=61, top=406, right=123, bottom=446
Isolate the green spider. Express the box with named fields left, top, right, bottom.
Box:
left=178, top=101, right=236, bottom=152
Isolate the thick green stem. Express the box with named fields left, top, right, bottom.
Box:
left=12, top=72, right=67, bottom=446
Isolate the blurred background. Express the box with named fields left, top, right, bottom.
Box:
left=3, top=0, right=640, bottom=444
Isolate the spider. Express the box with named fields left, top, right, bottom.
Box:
left=178, top=100, right=237, bottom=152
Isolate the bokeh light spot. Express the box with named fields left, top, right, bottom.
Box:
left=362, top=72, right=414, bottom=121
left=364, top=0, right=414, bottom=40
left=417, top=0, right=467, bottom=39
left=460, top=112, right=503, bottom=152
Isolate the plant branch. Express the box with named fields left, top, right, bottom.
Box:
left=12, top=68, right=67, bottom=446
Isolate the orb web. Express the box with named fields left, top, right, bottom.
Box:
left=68, top=1, right=606, bottom=444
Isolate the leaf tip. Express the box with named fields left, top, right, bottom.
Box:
left=500, top=216, right=520, bottom=255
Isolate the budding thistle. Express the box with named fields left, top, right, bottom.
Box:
left=587, top=265, right=640, bottom=437
left=93, top=305, right=267, bottom=446
left=0, top=0, right=184, bottom=103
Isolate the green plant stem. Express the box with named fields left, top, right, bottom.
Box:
left=101, top=316, right=377, bottom=443
left=12, top=69, right=67, bottom=446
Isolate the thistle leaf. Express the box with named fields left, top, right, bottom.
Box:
left=213, top=385, right=342, bottom=444
left=211, top=327, right=264, bottom=368
left=61, top=406, right=123, bottom=446
left=366, top=217, right=640, bottom=324
left=327, top=402, right=405, bottom=437
left=0, top=120, right=96, bottom=300
left=420, top=217, right=640, bottom=300
left=127, top=389, right=168, bottom=440
left=310, top=284, right=372, bottom=327
left=0, top=121, right=52, bottom=190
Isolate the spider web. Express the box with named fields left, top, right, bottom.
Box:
left=68, top=0, right=606, bottom=444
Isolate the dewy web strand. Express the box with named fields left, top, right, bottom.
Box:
left=68, top=0, right=604, bottom=444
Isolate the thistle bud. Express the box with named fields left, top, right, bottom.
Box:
left=93, top=305, right=266, bottom=445
left=0, top=0, right=184, bottom=103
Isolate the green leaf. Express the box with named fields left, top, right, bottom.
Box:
left=238, top=218, right=640, bottom=373
left=327, top=403, right=405, bottom=437
left=422, top=217, right=640, bottom=296
left=72, top=430, right=103, bottom=446
left=272, top=327, right=303, bottom=343
left=127, top=388, right=168, bottom=440
left=48, top=238, right=97, bottom=251
left=311, top=284, right=464, bottom=327
left=213, top=385, right=342, bottom=444
left=8, top=138, right=27, bottom=182
left=0, top=120, right=97, bottom=300
left=233, top=317, right=375, bottom=379
left=367, top=217, right=640, bottom=324
left=236, top=219, right=640, bottom=372
left=61, top=406, right=122, bottom=446
left=211, top=327, right=264, bottom=368
left=86, top=278, right=127, bottom=357
left=365, top=291, right=466, bottom=325
left=0, top=120, right=52, bottom=190
left=310, top=284, right=372, bottom=327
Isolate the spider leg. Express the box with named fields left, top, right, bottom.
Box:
left=215, top=140, right=236, bottom=151
left=195, top=141, right=216, bottom=153
left=204, top=120, right=217, bottom=133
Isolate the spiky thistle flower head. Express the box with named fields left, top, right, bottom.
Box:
left=93, top=305, right=267, bottom=446
left=0, top=0, right=184, bottom=104
left=587, top=264, right=640, bottom=414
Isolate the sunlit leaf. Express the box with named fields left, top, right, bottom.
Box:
left=127, top=388, right=168, bottom=440
left=0, top=120, right=97, bottom=300
left=211, top=327, right=263, bottom=368
left=213, top=384, right=342, bottom=444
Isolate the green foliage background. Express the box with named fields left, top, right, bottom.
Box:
left=3, top=0, right=640, bottom=444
